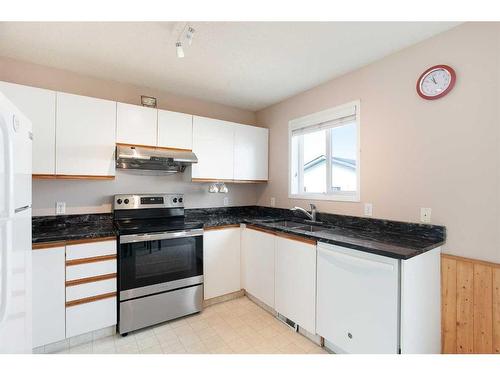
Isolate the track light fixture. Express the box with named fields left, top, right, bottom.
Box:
left=175, top=23, right=195, bottom=58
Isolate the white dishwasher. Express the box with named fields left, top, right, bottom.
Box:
left=316, top=242, right=400, bottom=354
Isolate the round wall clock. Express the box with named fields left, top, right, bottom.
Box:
left=416, top=65, right=456, bottom=100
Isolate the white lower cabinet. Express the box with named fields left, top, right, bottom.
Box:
left=65, top=240, right=117, bottom=339
left=203, top=227, right=241, bottom=299
left=241, top=227, right=275, bottom=308
left=32, top=247, right=66, bottom=348
left=275, top=236, right=317, bottom=333
left=32, top=239, right=118, bottom=346
left=66, top=297, right=117, bottom=338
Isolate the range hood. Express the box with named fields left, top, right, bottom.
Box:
left=116, top=145, right=198, bottom=173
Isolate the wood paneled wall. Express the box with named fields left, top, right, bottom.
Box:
left=441, top=254, right=500, bottom=354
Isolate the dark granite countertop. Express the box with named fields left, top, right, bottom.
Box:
left=32, top=213, right=116, bottom=244
left=185, top=206, right=445, bottom=259
left=33, top=206, right=445, bottom=259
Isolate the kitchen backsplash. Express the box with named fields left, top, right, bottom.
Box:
left=32, top=168, right=258, bottom=216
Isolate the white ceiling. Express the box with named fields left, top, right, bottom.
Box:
left=0, top=22, right=459, bottom=111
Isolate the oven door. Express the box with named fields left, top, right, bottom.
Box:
left=119, top=229, right=203, bottom=300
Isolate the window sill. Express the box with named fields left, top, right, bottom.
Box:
left=288, top=193, right=360, bottom=202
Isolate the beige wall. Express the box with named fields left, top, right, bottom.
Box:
left=0, top=55, right=259, bottom=215
left=0, top=56, right=257, bottom=125
left=256, top=22, right=500, bottom=263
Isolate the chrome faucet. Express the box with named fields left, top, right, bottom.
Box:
left=291, top=204, right=317, bottom=222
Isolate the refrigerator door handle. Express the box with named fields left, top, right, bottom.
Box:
left=0, top=223, right=10, bottom=326
left=14, top=205, right=30, bottom=214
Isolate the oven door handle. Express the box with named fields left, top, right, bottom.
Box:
left=119, top=228, right=204, bottom=244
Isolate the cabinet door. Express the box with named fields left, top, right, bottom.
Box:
left=0, top=81, right=56, bottom=174
left=234, top=124, right=268, bottom=181
left=66, top=297, right=116, bottom=338
left=157, top=109, right=193, bottom=150
left=32, top=247, right=66, bottom=348
left=116, top=102, right=157, bottom=146
left=275, top=236, right=316, bottom=333
left=192, top=116, right=234, bottom=180
left=241, top=228, right=275, bottom=308
left=203, top=227, right=241, bottom=300
left=56, top=92, right=116, bottom=176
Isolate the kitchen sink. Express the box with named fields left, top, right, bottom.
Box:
left=294, top=225, right=328, bottom=233
left=272, top=220, right=306, bottom=228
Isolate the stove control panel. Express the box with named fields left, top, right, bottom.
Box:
left=113, top=194, right=184, bottom=210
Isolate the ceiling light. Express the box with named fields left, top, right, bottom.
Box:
left=186, top=26, right=195, bottom=45
left=175, top=41, right=184, bottom=58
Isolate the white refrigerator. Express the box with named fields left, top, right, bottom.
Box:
left=0, top=92, right=32, bottom=353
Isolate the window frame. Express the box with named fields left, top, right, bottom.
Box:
left=288, top=100, right=361, bottom=202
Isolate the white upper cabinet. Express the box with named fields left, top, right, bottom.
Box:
left=56, top=92, right=116, bottom=176
left=157, top=109, right=193, bottom=150
left=234, top=124, right=268, bottom=181
left=192, top=116, right=235, bottom=180
left=275, top=236, right=317, bottom=334
left=0, top=81, right=56, bottom=175
left=116, top=102, right=157, bottom=146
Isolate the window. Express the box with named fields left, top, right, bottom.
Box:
left=289, top=101, right=360, bottom=201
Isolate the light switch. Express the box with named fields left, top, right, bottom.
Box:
left=364, top=203, right=373, bottom=217
left=56, top=202, right=66, bottom=215
left=223, top=197, right=229, bottom=206
left=420, top=208, right=432, bottom=223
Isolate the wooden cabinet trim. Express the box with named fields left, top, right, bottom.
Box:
left=66, top=292, right=116, bottom=307
left=245, top=224, right=278, bottom=237
left=192, top=178, right=267, bottom=184
left=276, top=231, right=317, bottom=246
left=33, top=174, right=115, bottom=180
left=33, top=236, right=116, bottom=250
left=116, top=142, right=192, bottom=152
left=64, top=236, right=116, bottom=246
left=66, top=254, right=116, bottom=267
left=33, top=241, right=67, bottom=250
left=65, top=273, right=117, bottom=287
left=204, top=224, right=241, bottom=231
left=245, top=224, right=317, bottom=245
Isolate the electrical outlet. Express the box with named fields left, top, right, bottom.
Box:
left=270, top=197, right=276, bottom=207
left=420, top=208, right=432, bottom=223
left=223, top=197, right=229, bottom=206
left=56, top=202, right=66, bottom=215
left=364, top=203, right=373, bottom=217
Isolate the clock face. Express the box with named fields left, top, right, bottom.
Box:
left=417, top=65, right=456, bottom=100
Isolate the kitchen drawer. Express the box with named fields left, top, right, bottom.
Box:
left=66, top=259, right=116, bottom=281
left=66, top=296, right=117, bottom=338
left=66, top=278, right=117, bottom=302
left=66, top=240, right=116, bottom=261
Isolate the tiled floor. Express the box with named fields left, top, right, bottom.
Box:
left=58, top=296, right=328, bottom=354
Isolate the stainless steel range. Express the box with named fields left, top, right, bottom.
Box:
left=113, top=193, right=204, bottom=335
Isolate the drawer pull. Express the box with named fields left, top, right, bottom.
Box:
left=65, top=273, right=116, bottom=287
left=66, top=254, right=116, bottom=266
left=66, top=292, right=116, bottom=307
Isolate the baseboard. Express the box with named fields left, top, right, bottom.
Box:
left=203, top=289, right=245, bottom=307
